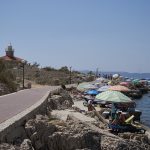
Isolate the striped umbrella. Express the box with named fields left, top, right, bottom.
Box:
left=119, top=82, right=129, bottom=86
left=109, top=85, right=130, bottom=92
left=95, top=91, right=132, bottom=103
left=97, top=85, right=111, bottom=92
left=77, top=82, right=98, bottom=92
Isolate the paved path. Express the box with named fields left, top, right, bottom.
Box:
left=0, top=86, right=58, bottom=123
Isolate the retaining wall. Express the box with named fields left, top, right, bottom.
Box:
left=0, top=87, right=61, bottom=143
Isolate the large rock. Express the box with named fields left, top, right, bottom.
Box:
left=101, top=135, right=150, bottom=150
left=0, top=143, right=19, bottom=150
left=119, top=132, right=150, bottom=144
left=47, top=131, right=101, bottom=150
left=4, top=126, right=27, bottom=144
left=48, top=89, right=74, bottom=110
left=20, top=139, right=34, bottom=150
left=0, top=139, right=34, bottom=150
left=25, top=115, right=57, bottom=150
left=25, top=114, right=102, bottom=150
left=25, top=114, right=150, bottom=150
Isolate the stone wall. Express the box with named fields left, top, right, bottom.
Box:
left=0, top=87, right=61, bottom=143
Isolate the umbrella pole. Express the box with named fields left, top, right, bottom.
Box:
left=94, top=111, right=109, bottom=124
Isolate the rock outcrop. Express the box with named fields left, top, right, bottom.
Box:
left=20, top=139, right=34, bottom=150
left=0, top=88, right=150, bottom=150
left=0, top=143, right=19, bottom=150
left=24, top=114, right=150, bottom=150
left=101, top=135, right=150, bottom=150
left=48, top=89, right=74, bottom=110
left=25, top=115, right=57, bottom=150
left=25, top=114, right=102, bottom=150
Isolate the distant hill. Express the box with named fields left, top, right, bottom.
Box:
left=80, top=70, right=150, bottom=79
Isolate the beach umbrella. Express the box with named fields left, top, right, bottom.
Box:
left=119, top=82, right=129, bottom=86
left=94, top=82, right=105, bottom=87
left=112, top=74, right=119, bottom=79
left=92, top=78, right=108, bottom=86
left=85, top=89, right=99, bottom=95
left=109, top=85, right=130, bottom=92
left=84, top=84, right=98, bottom=90
left=132, top=79, right=140, bottom=84
left=77, top=82, right=98, bottom=92
left=108, top=81, right=112, bottom=85
left=95, top=91, right=132, bottom=103
left=95, top=77, right=108, bottom=82
left=77, top=82, right=90, bottom=91
left=91, top=80, right=105, bottom=87
left=126, top=79, right=131, bottom=82
left=139, top=80, right=147, bottom=83
left=97, top=85, right=111, bottom=92
left=132, top=79, right=139, bottom=82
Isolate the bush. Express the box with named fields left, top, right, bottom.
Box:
left=0, top=60, right=17, bottom=92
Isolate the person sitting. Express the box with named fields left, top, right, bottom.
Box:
left=118, top=112, right=126, bottom=125
left=111, top=111, right=126, bottom=125
left=87, top=100, right=96, bottom=111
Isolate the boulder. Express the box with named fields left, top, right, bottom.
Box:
left=5, top=126, right=27, bottom=144
left=20, top=139, right=34, bottom=150
left=101, top=135, right=150, bottom=150
left=48, top=89, right=74, bottom=110
left=0, top=143, right=18, bottom=150
left=25, top=115, right=57, bottom=150
left=47, top=131, right=101, bottom=150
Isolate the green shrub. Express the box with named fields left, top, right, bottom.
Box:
left=0, top=60, right=17, bottom=92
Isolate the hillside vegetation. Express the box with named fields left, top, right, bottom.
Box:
left=0, top=60, right=17, bottom=94
left=0, top=60, right=94, bottom=95
left=23, top=64, right=83, bottom=85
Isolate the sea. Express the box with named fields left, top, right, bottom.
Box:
left=135, top=93, right=150, bottom=128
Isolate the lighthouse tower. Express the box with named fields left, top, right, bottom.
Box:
left=5, top=43, right=14, bottom=58
left=0, top=43, right=23, bottom=63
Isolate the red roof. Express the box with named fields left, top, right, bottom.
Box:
left=0, top=55, right=23, bottom=63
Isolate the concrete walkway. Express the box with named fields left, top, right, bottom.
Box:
left=0, top=86, right=58, bottom=123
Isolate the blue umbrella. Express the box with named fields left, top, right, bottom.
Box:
left=85, top=89, right=99, bottom=95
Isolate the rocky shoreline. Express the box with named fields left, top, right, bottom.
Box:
left=0, top=88, right=150, bottom=150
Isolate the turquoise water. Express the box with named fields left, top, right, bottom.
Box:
left=135, top=93, right=150, bottom=127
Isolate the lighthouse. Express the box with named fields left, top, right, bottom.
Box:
left=0, top=43, right=23, bottom=63
left=5, top=43, right=14, bottom=58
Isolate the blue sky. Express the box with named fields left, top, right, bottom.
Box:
left=0, top=0, right=150, bottom=73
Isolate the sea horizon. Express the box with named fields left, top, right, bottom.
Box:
left=80, top=70, right=150, bottom=79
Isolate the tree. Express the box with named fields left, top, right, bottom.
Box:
left=32, top=62, right=40, bottom=68
left=0, top=60, right=17, bottom=92
left=87, top=71, right=94, bottom=76
left=59, top=66, right=69, bottom=73
left=42, top=66, right=56, bottom=71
